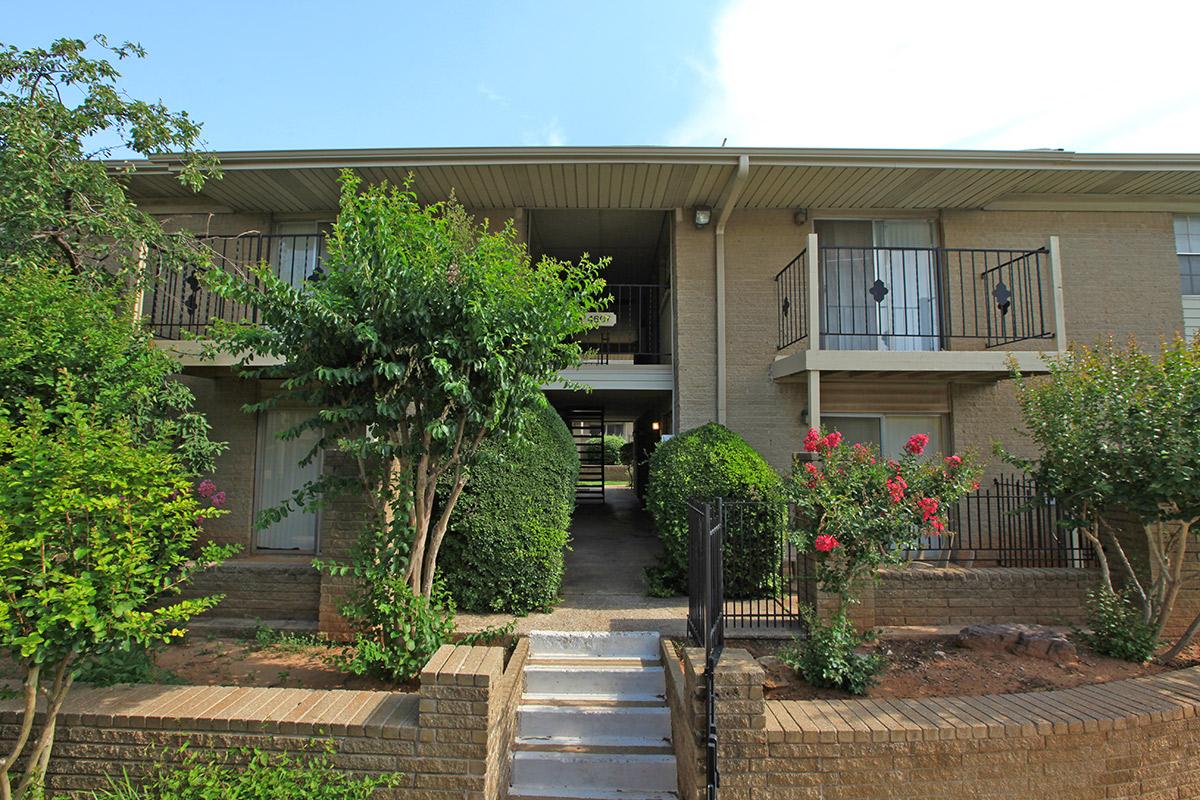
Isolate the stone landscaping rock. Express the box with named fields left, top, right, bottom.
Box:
left=955, top=623, right=1078, bottom=664
left=757, top=655, right=791, bottom=690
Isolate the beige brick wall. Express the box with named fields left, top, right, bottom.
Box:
left=669, top=647, right=1200, bottom=800
left=0, top=642, right=525, bottom=799
left=178, top=373, right=260, bottom=551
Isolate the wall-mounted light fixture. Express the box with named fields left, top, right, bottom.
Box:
left=693, top=206, right=712, bottom=229
left=651, top=420, right=661, bottom=431
left=794, top=208, right=809, bottom=226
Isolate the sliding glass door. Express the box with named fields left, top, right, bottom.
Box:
left=817, top=219, right=940, bottom=351
left=255, top=408, right=322, bottom=552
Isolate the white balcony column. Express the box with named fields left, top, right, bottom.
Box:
left=806, top=369, right=821, bottom=433
left=1048, top=235, right=1067, bottom=352
left=130, top=240, right=148, bottom=328
left=805, top=232, right=820, bottom=353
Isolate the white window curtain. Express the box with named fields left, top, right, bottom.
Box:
left=273, top=222, right=326, bottom=290
left=256, top=408, right=322, bottom=552
left=873, top=220, right=939, bottom=352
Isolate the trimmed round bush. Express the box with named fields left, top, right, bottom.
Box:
left=645, top=423, right=785, bottom=597
left=439, top=400, right=579, bottom=615
left=589, top=434, right=626, bottom=465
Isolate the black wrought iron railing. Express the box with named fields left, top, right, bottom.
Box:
left=144, top=233, right=325, bottom=339
left=914, top=474, right=1091, bottom=568
left=578, top=283, right=667, bottom=365
left=686, top=498, right=724, bottom=800
left=775, top=245, right=1055, bottom=351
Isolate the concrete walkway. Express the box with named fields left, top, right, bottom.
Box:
left=455, top=488, right=688, bottom=636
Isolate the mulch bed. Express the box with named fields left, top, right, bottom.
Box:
left=732, top=635, right=1200, bottom=700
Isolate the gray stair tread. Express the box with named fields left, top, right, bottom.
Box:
left=510, top=791, right=677, bottom=800
left=515, top=737, right=673, bottom=753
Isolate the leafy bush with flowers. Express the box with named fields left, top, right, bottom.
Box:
left=788, top=427, right=982, bottom=602
left=781, top=428, right=981, bottom=695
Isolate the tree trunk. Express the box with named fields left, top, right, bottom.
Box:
left=0, top=665, right=40, bottom=800
left=14, top=660, right=73, bottom=800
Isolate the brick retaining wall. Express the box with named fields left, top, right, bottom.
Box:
left=668, top=646, right=1200, bottom=799
left=180, top=558, right=321, bottom=622
left=0, top=641, right=526, bottom=798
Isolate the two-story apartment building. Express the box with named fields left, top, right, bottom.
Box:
left=119, top=146, right=1200, bottom=630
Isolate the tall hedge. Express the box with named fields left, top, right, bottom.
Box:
left=645, top=423, right=785, bottom=597
left=439, top=400, right=579, bottom=614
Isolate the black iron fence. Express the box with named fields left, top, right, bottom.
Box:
left=687, top=476, right=1087, bottom=634
left=775, top=245, right=1054, bottom=351
left=578, top=283, right=667, bottom=365
left=920, top=474, right=1091, bottom=568
left=686, top=498, right=724, bottom=800
left=144, top=233, right=325, bottom=339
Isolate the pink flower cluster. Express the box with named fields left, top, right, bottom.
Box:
left=814, top=533, right=840, bottom=553
left=886, top=474, right=907, bottom=504
left=804, top=461, right=823, bottom=488
left=904, top=433, right=929, bottom=456
left=803, top=428, right=844, bottom=454
left=195, top=479, right=227, bottom=511
left=916, top=496, right=939, bottom=521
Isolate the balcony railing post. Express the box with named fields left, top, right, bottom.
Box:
left=1049, top=235, right=1066, bottom=352
left=805, top=233, right=820, bottom=353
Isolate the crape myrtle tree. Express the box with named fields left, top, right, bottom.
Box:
left=1008, top=338, right=1200, bottom=660
left=0, top=35, right=218, bottom=281
left=206, top=173, right=606, bottom=670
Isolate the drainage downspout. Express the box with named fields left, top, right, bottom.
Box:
left=714, top=154, right=750, bottom=425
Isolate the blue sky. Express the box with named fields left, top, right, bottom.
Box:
left=6, top=0, right=1199, bottom=153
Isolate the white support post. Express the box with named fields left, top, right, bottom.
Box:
left=805, top=232, right=820, bottom=352
left=806, top=369, right=821, bottom=433
left=1048, top=235, right=1067, bottom=352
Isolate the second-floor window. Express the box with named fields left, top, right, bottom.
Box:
left=274, top=221, right=330, bottom=289
left=1177, top=215, right=1200, bottom=339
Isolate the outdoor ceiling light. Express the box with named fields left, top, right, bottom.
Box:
left=651, top=421, right=661, bottom=431
left=794, top=208, right=809, bottom=226
left=693, top=206, right=712, bottom=229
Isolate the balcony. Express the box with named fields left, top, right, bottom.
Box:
left=771, top=235, right=1064, bottom=381
left=578, top=283, right=668, bottom=366
left=144, top=233, right=324, bottom=340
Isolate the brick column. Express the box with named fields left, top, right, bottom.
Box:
left=415, top=641, right=526, bottom=800
left=316, top=450, right=370, bottom=638
left=680, top=647, right=767, bottom=800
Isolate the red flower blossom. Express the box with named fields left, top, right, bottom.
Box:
left=944, top=455, right=962, bottom=468
left=916, top=496, right=939, bottom=521
left=823, top=431, right=844, bottom=450
left=928, top=517, right=946, bottom=533
left=803, top=428, right=823, bottom=453
left=886, top=475, right=908, bottom=504
left=210, top=491, right=227, bottom=508
left=904, top=433, right=930, bottom=456
left=196, top=479, right=217, bottom=499
left=971, top=481, right=981, bottom=491
left=814, top=534, right=840, bottom=553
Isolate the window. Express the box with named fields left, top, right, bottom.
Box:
left=273, top=221, right=330, bottom=289
left=1177, top=215, right=1200, bottom=339
left=823, top=413, right=945, bottom=459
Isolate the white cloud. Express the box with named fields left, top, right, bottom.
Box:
left=669, top=0, right=1200, bottom=152
left=524, top=117, right=566, bottom=147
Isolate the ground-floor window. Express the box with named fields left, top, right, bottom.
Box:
left=822, top=413, right=946, bottom=459
left=254, top=408, right=322, bottom=552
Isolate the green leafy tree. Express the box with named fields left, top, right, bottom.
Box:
left=0, top=394, right=235, bottom=800
left=0, top=35, right=218, bottom=280
left=205, top=172, right=605, bottom=671
left=1008, top=338, right=1200, bottom=660
left=787, top=427, right=981, bottom=603
left=0, top=265, right=224, bottom=474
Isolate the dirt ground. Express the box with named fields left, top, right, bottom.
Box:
left=153, top=635, right=412, bottom=692
left=729, top=636, right=1200, bottom=701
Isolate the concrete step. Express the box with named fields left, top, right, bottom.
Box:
left=187, top=617, right=318, bottom=640
left=523, top=664, right=665, bottom=698
left=510, top=751, right=677, bottom=795
left=518, top=704, right=671, bottom=744
left=529, top=631, right=661, bottom=660
left=509, top=792, right=676, bottom=800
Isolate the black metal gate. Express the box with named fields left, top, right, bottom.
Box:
left=687, top=499, right=724, bottom=800
left=565, top=407, right=606, bottom=504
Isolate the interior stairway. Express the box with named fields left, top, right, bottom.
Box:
left=509, top=631, right=678, bottom=800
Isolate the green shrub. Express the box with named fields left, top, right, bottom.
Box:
left=644, top=423, right=785, bottom=597
left=439, top=400, right=578, bottom=614
left=780, top=607, right=886, bottom=696
left=74, top=643, right=182, bottom=687
left=329, top=579, right=455, bottom=683
left=590, top=434, right=627, bottom=465
left=1078, top=587, right=1160, bottom=663
left=91, top=744, right=400, bottom=800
